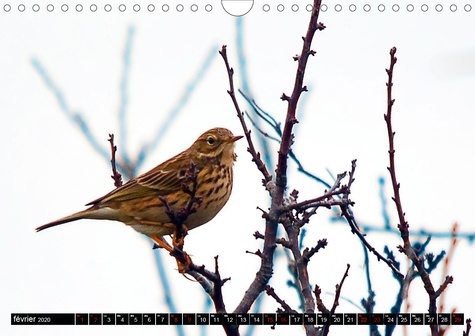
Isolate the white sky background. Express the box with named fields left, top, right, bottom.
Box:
left=1, top=1, right=474, bottom=336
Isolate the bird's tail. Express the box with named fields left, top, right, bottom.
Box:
left=36, top=207, right=115, bottom=232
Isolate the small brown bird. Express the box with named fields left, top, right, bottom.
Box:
left=37, top=127, right=243, bottom=247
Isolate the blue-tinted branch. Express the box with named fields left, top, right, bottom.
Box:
left=118, top=25, right=135, bottom=167
left=378, top=177, right=391, bottom=230
left=31, top=58, right=119, bottom=172
left=153, top=252, right=185, bottom=336
left=137, top=45, right=218, bottom=167
left=235, top=17, right=273, bottom=169
left=330, top=212, right=475, bottom=243
left=240, top=90, right=331, bottom=189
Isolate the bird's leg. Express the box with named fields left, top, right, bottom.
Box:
left=171, top=224, right=192, bottom=273
left=150, top=235, right=173, bottom=253
left=150, top=233, right=192, bottom=274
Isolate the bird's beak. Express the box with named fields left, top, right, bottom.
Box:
left=229, top=135, right=244, bottom=143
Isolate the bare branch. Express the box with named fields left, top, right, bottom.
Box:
left=313, top=285, right=330, bottom=314
left=107, top=133, right=123, bottom=187
left=320, top=264, right=351, bottom=336
left=231, top=2, right=324, bottom=320
left=464, top=318, right=472, bottom=336
left=384, top=47, right=452, bottom=334
left=219, top=45, right=272, bottom=185
left=265, top=285, right=298, bottom=313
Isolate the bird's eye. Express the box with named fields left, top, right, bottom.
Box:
left=207, top=136, right=216, bottom=145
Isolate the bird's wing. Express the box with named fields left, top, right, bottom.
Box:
left=86, top=152, right=198, bottom=206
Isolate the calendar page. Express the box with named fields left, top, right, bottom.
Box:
left=2, top=1, right=473, bottom=336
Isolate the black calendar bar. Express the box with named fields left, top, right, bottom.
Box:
left=12, top=312, right=464, bottom=325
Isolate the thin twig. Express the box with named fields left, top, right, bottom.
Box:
left=107, top=134, right=123, bottom=187
left=330, top=267, right=351, bottom=333
left=313, top=285, right=330, bottom=314
left=338, top=161, right=403, bottom=278
left=384, top=47, right=453, bottom=335
left=320, top=264, right=351, bottom=336
left=265, top=285, right=298, bottom=313
left=219, top=45, right=272, bottom=185
left=280, top=186, right=349, bottom=212
left=439, top=222, right=459, bottom=315
left=464, top=318, right=472, bottom=336
left=302, top=239, right=328, bottom=263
